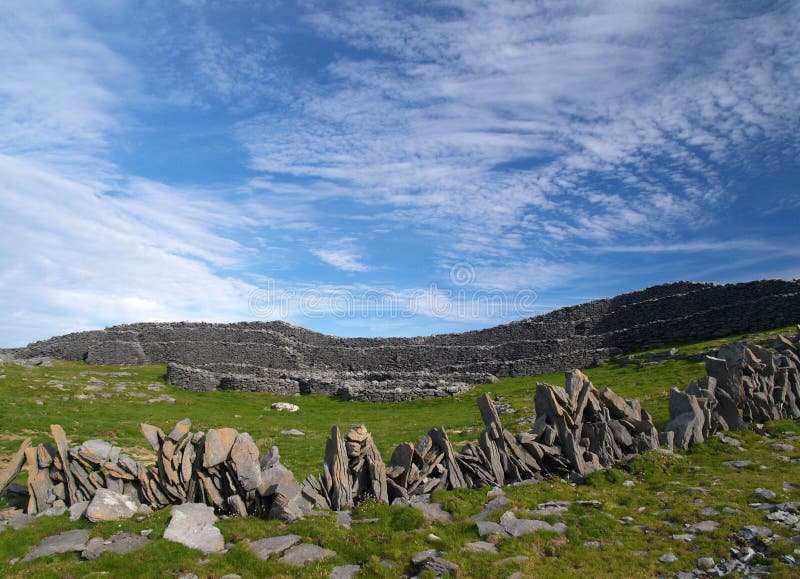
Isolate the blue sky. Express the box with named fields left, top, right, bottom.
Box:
left=1, top=0, right=799, bottom=346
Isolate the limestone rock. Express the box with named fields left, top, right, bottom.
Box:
left=278, top=543, right=336, bottom=566
left=330, top=564, right=361, bottom=579
left=249, top=534, right=301, bottom=559
left=163, top=503, right=224, bottom=554
left=271, top=402, right=299, bottom=412
left=82, top=532, right=151, bottom=560
left=22, top=529, right=90, bottom=562
left=86, top=489, right=138, bottom=522
left=203, top=428, right=238, bottom=468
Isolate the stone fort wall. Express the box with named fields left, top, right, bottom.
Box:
left=10, top=279, right=800, bottom=399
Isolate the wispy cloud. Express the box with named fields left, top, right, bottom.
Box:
left=311, top=239, right=371, bottom=272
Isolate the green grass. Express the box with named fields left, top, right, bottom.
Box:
left=1, top=327, right=799, bottom=577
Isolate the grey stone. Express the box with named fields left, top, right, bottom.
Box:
left=81, top=532, right=151, bottom=560
left=738, top=525, right=774, bottom=540
left=500, top=510, right=566, bottom=536
left=412, top=549, right=441, bottom=565
left=163, top=503, right=224, bottom=554
left=271, top=402, right=299, bottom=412
left=723, top=460, right=753, bottom=469
left=335, top=511, right=352, bottom=529
left=249, top=534, right=301, bottom=559
left=330, top=564, right=361, bottom=579
left=22, top=529, right=90, bottom=562
left=278, top=543, right=336, bottom=566
left=462, top=540, right=499, bottom=554
left=753, top=487, right=777, bottom=500
left=281, top=429, right=306, bottom=436
left=421, top=557, right=460, bottom=576
left=687, top=520, right=720, bottom=533
left=658, top=552, right=678, bottom=563
left=697, top=556, right=715, bottom=570
left=412, top=500, right=453, bottom=522
left=69, top=501, right=90, bottom=521
left=86, top=489, right=138, bottom=522
left=9, top=514, right=36, bottom=529
left=476, top=520, right=508, bottom=537
left=203, top=428, right=238, bottom=468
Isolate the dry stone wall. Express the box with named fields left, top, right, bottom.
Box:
left=4, top=332, right=799, bottom=522
left=7, top=279, right=800, bottom=400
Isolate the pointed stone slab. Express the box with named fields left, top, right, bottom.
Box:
left=231, top=432, right=261, bottom=492
left=168, top=418, right=192, bottom=442
left=361, top=434, right=388, bottom=502
left=324, top=426, right=353, bottom=510
left=429, top=427, right=467, bottom=490
left=477, top=394, right=504, bottom=439
left=51, top=424, right=80, bottom=505
left=0, top=437, right=31, bottom=496
left=139, top=423, right=164, bottom=451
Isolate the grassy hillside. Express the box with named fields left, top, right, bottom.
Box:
left=0, top=325, right=798, bottom=577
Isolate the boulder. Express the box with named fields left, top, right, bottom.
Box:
left=163, top=503, right=224, bottom=554
left=86, top=489, right=138, bottom=522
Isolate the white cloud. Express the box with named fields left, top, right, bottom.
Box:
left=311, top=239, right=371, bottom=272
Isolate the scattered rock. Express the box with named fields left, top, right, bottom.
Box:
left=412, top=499, right=453, bottom=522
left=723, top=460, right=753, bottom=469
left=687, top=520, right=720, bottom=533
left=22, top=529, right=90, bottom=562
left=278, top=543, right=336, bottom=566
left=463, top=540, right=499, bottom=554
left=81, top=532, right=151, bottom=560
left=281, top=429, right=305, bottom=436
left=697, top=556, right=715, bottom=570
left=753, top=488, right=777, bottom=500
left=330, top=564, right=361, bottom=579
left=500, top=510, right=567, bottom=536
left=659, top=552, right=678, bottom=563
left=163, top=503, right=224, bottom=554
left=249, top=534, right=301, bottom=559
left=272, top=402, right=300, bottom=412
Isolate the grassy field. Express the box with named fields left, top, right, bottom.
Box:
left=0, top=325, right=798, bottom=577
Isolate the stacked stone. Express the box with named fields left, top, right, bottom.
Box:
left=18, top=420, right=310, bottom=523
left=666, top=332, right=800, bottom=448
left=527, top=370, right=660, bottom=481
left=313, top=424, right=389, bottom=510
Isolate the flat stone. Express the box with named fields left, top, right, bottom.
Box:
left=271, top=402, right=299, bottom=412
left=723, top=460, right=753, bottom=469
left=476, top=520, right=508, bottom=537
left=500, top=511, right=567, bottom=536
left=672, top=533, right=696, bottom=542
left=411, top=500, right=453, bottom=522
left=659, top=552, right=678, bottom=563
left=281, top=429, right=306, bottom=436
left=22, top=529, right=90, bottom=562
left=772, top=443, right=794, bottom=452
left=700, top=507, right=719, bottom=517
left=462, top=540, right=499, bottom=554
left=421, top=557, right=461, bottom=576
left=81, top=532, right=151, bottom=560
left=738, top=525, right=774, bottom=540
left=86, top=489, right=138, bottom=522
left=249, top=534, right=301, bottom=559
left=753, top=488, right=777, bottom=500
left=278, top=543, right=336, bottom=566
left=163, top=503, right=224, bottom=554
left=9, top=514, right=36, bottom=529
left=687, top=520, right=720, bottom=533
left=330, top=564, right=361, bottom=579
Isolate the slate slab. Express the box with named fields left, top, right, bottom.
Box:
left=249, top=534, right=301, bottom=559
left=22, top=529, right=90, bottom=562
left=278, top=543, right=336, bottom=566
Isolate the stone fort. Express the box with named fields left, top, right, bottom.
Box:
left=9, top=279, right=800, bottom=401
